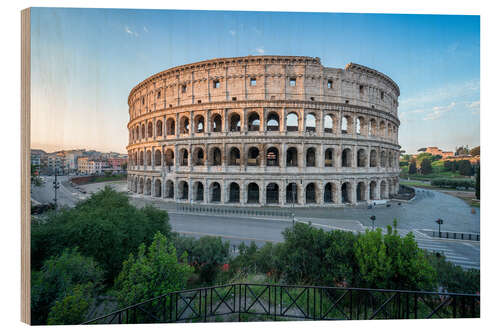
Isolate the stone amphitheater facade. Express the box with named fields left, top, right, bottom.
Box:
left=126, top=55, right=401, bottom=207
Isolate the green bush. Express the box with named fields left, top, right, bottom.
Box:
left=431, top=178, right=474, bottom=189
left=47, top=283, right=94, bottom=325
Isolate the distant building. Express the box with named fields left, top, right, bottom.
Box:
left=30, top=149, right=45, bottom=167
left=423, top=147, right=454, bottom=158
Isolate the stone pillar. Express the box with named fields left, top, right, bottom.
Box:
left=175, top=113, right=180, bottom=137
left=151, top=177, right=155, bottom=198
left=279, top=180, right=286, bottom=206
left=318, top=181, right=324, bottom=205
left=351, top=182, right=357, bottom=205
left=259, top=181, right=265, bottom=206
left=204, top=179, right=209, bottom=204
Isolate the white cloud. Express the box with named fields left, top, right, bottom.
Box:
left=229, top=30, right=236, bottom=36
left=143, top=26, right=149, bottom=33
left=423, top=102, right=456, bottom=121
left=466, top=100, right=480, bottom=114
left=256, top=47, right=265, bottom=54
left=124, top=26, right=138, bottom=37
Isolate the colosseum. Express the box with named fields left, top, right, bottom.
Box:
left=126, top=55, right=400, bottom=207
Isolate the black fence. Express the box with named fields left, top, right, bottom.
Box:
left=432, top=231, right=480, bottom=241
left=83, top=283, right=479, bottom=324
left=177, top=204, right=293, bottom=218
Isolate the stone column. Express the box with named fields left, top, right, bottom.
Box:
left=259, top=181, right=265, bottom=206
left=175, top=113, right=180, bottom=137
left=203, top=179, right=209, bottom=204
left=279, top=179, right=286, bottom=206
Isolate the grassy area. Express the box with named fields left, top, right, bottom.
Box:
left=87, top=174, right=127, bottom=183
left=400, top=160, right=472, bottom=181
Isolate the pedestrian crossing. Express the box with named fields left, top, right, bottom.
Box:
left=416, top=238, right=480, bottom=270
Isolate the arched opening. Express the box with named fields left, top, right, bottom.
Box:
left=229, top=147, right=240, bottom=166
left=370, top=181, right=377, bottom=200
left=134, top=152, right=138, bottom=166
left=194, top=182, right=204, bottom=201
left=145, top=179, right=152, bottom=195
left=139, top=151, right=144, bottom=166
left=324, top=148, right=334, bottom=167
left=286, top=183, right=298, bottom=204
left=166, top=118, right=175, bottom=135
left=247, top=183, right=260, bottom=203
left=195, top=115, right=205, bottom=133
left=164, top=149, right=174, bottom=166
left=212, top=114, right=222, bottom=132
left=179, top=149, right=189, bottom=166
left=229, top=113, right=241, bottom=132
left=154, top=150, right=162, bottom=166
left=229, top=182, right=240, bottom=203
left=266, top=183, right=279, bottom=204
left=156, top=120, right=163, bottom=137
left=165, top=180, right=174, bottom=199
left=380, top=180, right=388, bottom=199
left=306, top=114, right=316, bottom=132
left=154, top=179, right=161, bottom=197
left=147, top=122, right=153, bottom=138
left=211, top=147, right=222, bottom=166
left=180, top=116, right=189, bottom=134
left=388, top=125, right=393, bottom=139
left=266, top=147, right=279, bottom=166
left=146, top=150, right=152, bottom=166
left=138, top=178, right=144, bottom=194
left=380, top=151, right=386, bottom=167
left=306, top=147, right=316, bottom=167
left=356, top=117, right=364, bottom=135
left=341, top=182, right=351, bottom=203
left=324, top=183, right=335, bottom=203
left=388, top=152, right=394, bottom=167
left=370, top=150, right=377, bottom=167
left=342, top=148, right=352, bottom=167
left=210, top=182, right=221, bottom=202
left=141, top=124, right=146, bottom=139
left=286, top=147, right=298, bottom=167
left=356, top=182, right=366, bottom=201
left=248, top=112, right=260, bottom=131
left=357, top=149, right=367, bottom=167
left=324, top=114, right=333, bottom=133
left=305, top=183, right=316, bottom=204
left=369, top=119, right=377, bottom=136
left=178, top=181, right=189, bottom=200
left=266, top=112, right=280, bottom=131
left=379, top=121, right=386, bottom=137
left=286, top=112, right=298, bottom=132
left=135, top=126, right=139, bottom=141
left=133, top=177, right=138, bottom=193
left=247, top=147, right=260, bottom=166
left=341, top=116, right=349, bottom=134
left=193, top=147, right=205, bottom=166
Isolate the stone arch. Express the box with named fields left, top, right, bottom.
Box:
left=247, top=183, right=260, bottom=204
left=229, top=113, right=241, bottom=132
left=193, top=147, right=205, bottom=166
left=156, top=120, right=163, bottom=137
left=324, top=114, right=334, bottom=133
left=145, top=178, right=152, bottom=195
left=135, top=126, right=139, bottom=140
left=286, top=183, right=298, bottom=204
left=357, top=148, right=367, bottom=167
left=370, top=149, right=378, bottom=167
left=379, top=121, right=386, bottom=138
left=286, top=147, right=298, bottom=167
left=357, top=116, right=367, bottom=135
left=179, top=148, right=189, bottom=166
left=305, top=182, right=317, bottom=204
left=369, top=180, right=377, bottom=200
left=146, top=150, right=152, bottom=166
left=154, top=179, right=161, bottom=197
left=164, top=149, right=174, bottom=166
left=356, top=181, right=366, bottom=201
left=139, top=151, right=144, bottom=166
left=141, top=124, right=146, bottom=138
left=229, top=147, right=240, bottom=166
left=266, top=146, right=279, bottom=167
left=248, top=112, right=260, bottom=131
left=380, top=180, right=388, bottom=199
left=324, top=182, right=336, bottom=203
left=229, top=182, right=240, bottom=203
left=154, top=149, right=162, bottom=166
left=388, top=151, right=394, bottom=167
left=369, top=118, right=377, bottom=136
left=165, top=180, right=174, bottom=198
left=341, top=182, right=352, bottom=203
left=324, top=148, right=334, bottom=167
left=133, top=151, right=138, bottom=166
left=342, top=148, right=352, bottom=167
left=178, top=180, right=189, bottom=200
left=210, top=147, right=222, bottom=166
left=266, top=111, right=280, bottom=131
left=212, top=114, right=222, bottom=132
left=341, top=115, right=353, bottom=134
left=180, top=116, right=189, bottom=134
left=138, top=177, right=144, bottom=194
left=247, top=146, right=260, bottom=166
left=147, top=122, right=153, bottom=138
left=133, top=177, right=138, bottom=193
left=194, top=115, right=205, bottom=133
left=193, top=181, right=204, bottom=201
left=306, top=113, right=317, bottom=132
left=286, top=112, right=299, bottom=132
left=306, top=147, right=316, bottom=167
left=210, top=182, right=221, bottom=202
left=166, top=118, right=175, bottom=135
left=266, top=182, right=280, bottom=204
left=380, top=150, right=387, bottom=167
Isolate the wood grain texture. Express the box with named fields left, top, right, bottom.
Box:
left=21, top=7, right=31, bottom=325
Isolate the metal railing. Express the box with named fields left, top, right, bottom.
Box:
left=177, top=205, right=293, bottom=218
left=83, top=283, right=479, bottom=324
left=432, top=231, right=480, bottom=241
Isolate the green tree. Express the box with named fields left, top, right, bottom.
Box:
left=420, top=158, right=433, bottom=174
left=408, top=161, right=417, bottom=174
left=455, top=145, right=469, bottom=156
left=470, top=146, right=480, bottom=156
left=475, top=165, right=480, bottom=199
left=47, top=283, right=94, bottom=325
left=458, top=160, right=473, bottom=176
left=114, top=232, right=193, bottom=307
left=31, top=187, right=172, bottom=283
left=31, top=164, right=42, bottom=186
left=31, top=248, right=104, bottom=325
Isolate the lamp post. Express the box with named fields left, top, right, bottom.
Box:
left=436, top=218, right=443, bottom=238
left=370, top=215, right=376, bottom=230
left=53, top=167, right=60, bottom=209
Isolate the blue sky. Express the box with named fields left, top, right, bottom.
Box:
left=30, top=8, right=480, bottom=154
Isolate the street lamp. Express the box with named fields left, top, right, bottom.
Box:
left=435, top=218, right=444, bottom=238
left=370, top=215, right=376, bottom=230
left=53, top=167, right=60, bottom=209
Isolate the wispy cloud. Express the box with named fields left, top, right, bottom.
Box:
left=423, top=102, right=456, bottom=121
left=466, top=101, right=480, bottom=114
left=124, top=26, right=139, bottom=37
left=229, top=29, right=236, bottom=36
left=143, top=26, right=149, bottom=33
left=256, top=47, right=265, bottom=54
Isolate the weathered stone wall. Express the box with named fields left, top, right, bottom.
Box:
left=126, top=56, right=401, bottom=207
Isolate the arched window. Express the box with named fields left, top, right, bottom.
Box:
left=357, top=149, right=367, bottom=167
left=266, top=112, right=280, bottom=131
left=210, top=182, right=221, bottom=202
left=194, top=182, right=204, bottom=201
left=139, top=151, right=144, bottom=166
left=178, top=181, right=189, bottom=200
left=266, top=147, right=279, bottom=166
left=286, top=147, right=298, bottom=167
left=379, top=121, right=386, bottom=138
left=229, top=147, right=240, bottom=166
left=324, top=148, right=334, bottom=167
left=148, top=122, right=153, bottom=138
left=211, top=147, right=222, bottom=166
left=342, top=148, right=352, bottom=167
left=180, top=116, right=189, bottom=134
left=341, top=182, right=351, bottom=203
left=138, top=178, right=144, bottom=194
left=154, top=179, right=162, bottom=197
left=212, top=114, right=222, bottom=132
left=370, top=150, right=377, bottom=167
left=357, top=182, right=366, bottom=201
left=356, top=117, right=365, bottom=135
left=370, top=181, right=377, bottom=200
left=305, top=183, right=316, bottom=203
left=380, top=151, right=386, bottom=167
left=306, top=148, right=316, bottom=167
left=306, top=114, right=316, bottom=132
left=180, top=149, right=188, bottom=166
left=195, top=115, right=205, bottom=133
left=193, top=147, right=204, bottom=166
left=229, top=113, right=241, bottom=132
left=135, top=126, right=139, bottom=141
left=247, top=147, right=260, bottom=166
left=248, top=112, right=260, bottom=131
left=154, top=150, right=162, bottom=166
left=164, top=149, right=174, bottom=166
left=286, top=112, right=298, bottom=131
left=146, top=150, right=152, bottom=166
left=324, top=114, right=333, bottom=133
left=286, top=183, right=298, bottom=204
left=380, top=180, right=388, bottom=199
left=324, top=183, right=335, bottom=203
left=145, top=179, right=152, bottom=195
left=165, top=180, right=174, bottom=198
left=266, top=183, right=279, bottom=204
left=369, top=119, right=377, bottom=136
left=247, top=183, right=259, bottom=203
left=229, top=182, right=240, bottom=203
left=341, top=116, right=351, bottom=134
left=166, top=118, right=175, bottom=135
left=141, top=124, right=146, bottom=138
left=156, top=120, right=163, bottom=137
